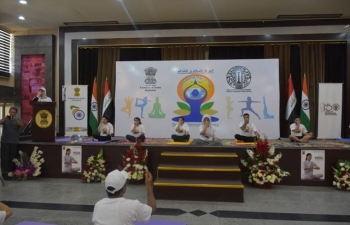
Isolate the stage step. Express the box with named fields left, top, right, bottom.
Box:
left=157, top=164, right=241, bottom=180
left=160, top=152, right=239, bottom=166
left=155, top=151, right=244, bottom=202
left=154, top=178, right=244, bottom=202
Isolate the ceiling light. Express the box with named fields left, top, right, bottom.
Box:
left=19, top=0, right=27, bottom=4
left=345, top=24, right=349, bottom=28
left=19, top=16, right=25, bottom=20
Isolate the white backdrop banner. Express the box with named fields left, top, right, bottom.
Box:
left=64, top=85, right=88, bottom=136
left=317, top=83, right=343, bottom=139
left=115, top=59, right=280, bottom=139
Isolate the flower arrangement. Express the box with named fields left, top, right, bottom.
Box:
left=241, top=137, right=290, bottom=186
left=82, top=149, right=110, bottom=183
left=333, top=160, right=350, bottom=190
left=9, top=146, right=45, bottom=181
left=121, top=139, right=148, bottom=180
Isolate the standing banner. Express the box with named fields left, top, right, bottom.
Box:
left=114, top=59, right=280, bottom=139
left=301, top=150, right=325, bottom=181
left=64, top=85, right=88, bottom=136
left=317, top=83, right=343, bottom=139
left=62, top=145, right=82, bottom=173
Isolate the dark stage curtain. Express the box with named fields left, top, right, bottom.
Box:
left=325, top=43, right=347, bottom=137
left=78, top=48, right=99, bottom=135
left=162, top=45, right=206, bottom=60
left=120, top=48, right=162, bottom=61
left=208, top=45, right=264, bottom=59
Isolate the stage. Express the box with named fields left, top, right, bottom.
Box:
left=18, top=137, right=350, bottom=187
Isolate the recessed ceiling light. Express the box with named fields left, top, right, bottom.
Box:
left=19, top=0, right=27, bottom=4
left=82, top=38, right=86, bottom=40
left=19, top=16, right=25, bottom=20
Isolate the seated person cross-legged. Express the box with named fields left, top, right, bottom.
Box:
left=93, top=117, right=114, bottom=141
left=235, top=113, right=260, bottom=142
left=289, top=116, right=313, bottom=143
left=192, top=114, right=222, bottom=146
left=126, top=117, right=146, bottom=142
left=171, top=116, right=190, bottom=142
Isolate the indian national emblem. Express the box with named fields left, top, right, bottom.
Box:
left=35, top=110, right=52, bottom=128
left=40, top=111, right=48, bottom=126
left=144, top=67, right=157, bottom=84
left=74, top=87, right=80, bottom=96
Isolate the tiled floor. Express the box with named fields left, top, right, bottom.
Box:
left=0, top=178, right=349, bottom=225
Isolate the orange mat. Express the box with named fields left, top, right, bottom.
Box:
left=235, top=139, right=256, bottom=146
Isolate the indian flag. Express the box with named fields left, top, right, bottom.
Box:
left=89, top=77, right=98, bottom=133
left=300, top=75, right=310, bottom=131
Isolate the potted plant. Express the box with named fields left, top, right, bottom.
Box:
left=241, top=137, right=290, bottom=188
left=82, top=149, right=111, bottom=183
left=333, top=160, right=350, bottom=190
left=9, top=146, right=45, bottom=181
left=121, top=139, right=148, bottom=182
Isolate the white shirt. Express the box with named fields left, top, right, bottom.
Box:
left=63, top=155, right=76, bottom=172
left=174, top=123, right=189, bottom=136
left=130, top=124, right=145, bottom=138
left=100, top=123, right=114, bottom=136
left=92, top=197, right=152, bottom=225
left=239, top=122, right=257, bottom=137
left=0, top=211, right=5, bottom=225
left=290, top=123, right=307, bottom=136
left=199, top=125, right=216, bottom=141
left=37, top=96, right=52, bottom=102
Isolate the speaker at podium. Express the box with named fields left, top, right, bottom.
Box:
left=32, top=102, right=56, bottom=142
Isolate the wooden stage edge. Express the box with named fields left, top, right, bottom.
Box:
left=19, top=139, right=350, bottom=187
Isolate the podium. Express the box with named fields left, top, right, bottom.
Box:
left=32, top=102, right=56, bottom=142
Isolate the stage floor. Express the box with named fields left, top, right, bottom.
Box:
left=20, top=136, right=350, bottom=149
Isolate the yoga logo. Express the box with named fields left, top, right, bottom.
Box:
left=226, top=66, right=252, bottom=91
left=70, top=105, right=85, bottom=120
left=172, top=74, right=218, bottom=122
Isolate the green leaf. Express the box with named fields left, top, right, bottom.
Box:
left=177, top=102, right=190, bottom=111
left=200, top=102, right=214, bottom=111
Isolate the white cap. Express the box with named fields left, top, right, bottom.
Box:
left=105, top=169, right=128, bottom=194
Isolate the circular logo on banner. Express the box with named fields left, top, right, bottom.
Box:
left=35, top=110, right=53, bottom=128
left=226, top=66, right=251, bottom=89
left=302, top=99, right=309, bottom=110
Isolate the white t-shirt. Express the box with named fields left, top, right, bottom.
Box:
left=37, top=96, right=52, bottom=102
left=92, top=197, right=152, bottom=225
left=174, top=123, right=189, bottom=136
left=99, top=123, right=114, bottom=136
left=0, top=211, right=5, bottom=225
left=239, top=122, right=257, bottom=137
left=290, top=123, right=307, bottom=136
left=130, top=124, right=145, bottom=138
left=199, top=125, right=216, bottom=141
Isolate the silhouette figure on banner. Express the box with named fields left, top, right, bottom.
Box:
left=263, top=96, right=274, bottom=119
left=225, top=96, right=234, bottom=119
left=239, top=96, right=261, bottom=120
left=121, top=96, right=133, bottom=118
left=135, top=96, right=151, bottom=118
left=149, top=97, right=166, bottom=118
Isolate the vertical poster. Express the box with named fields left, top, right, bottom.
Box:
left=21, top=54, right=46, bottom=125
left=301, top=150, right=325, bottom=180
left=64, top=85, right=88, bottom=136
left=62, top=145, right=82, bottom=173
left=317, top=83, right=343, bottom=139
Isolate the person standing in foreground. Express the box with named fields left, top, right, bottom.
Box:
left=32, top=87, right=52, bottom=102
left=289, top=116, right=313, bottom=143
left=235, top=113, right=260, bottom=142
left=0, top=107, right=24, bottom=180
left=92, top=170, right=156, bottom=225
left=0, top=201, right=13, bottom=224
